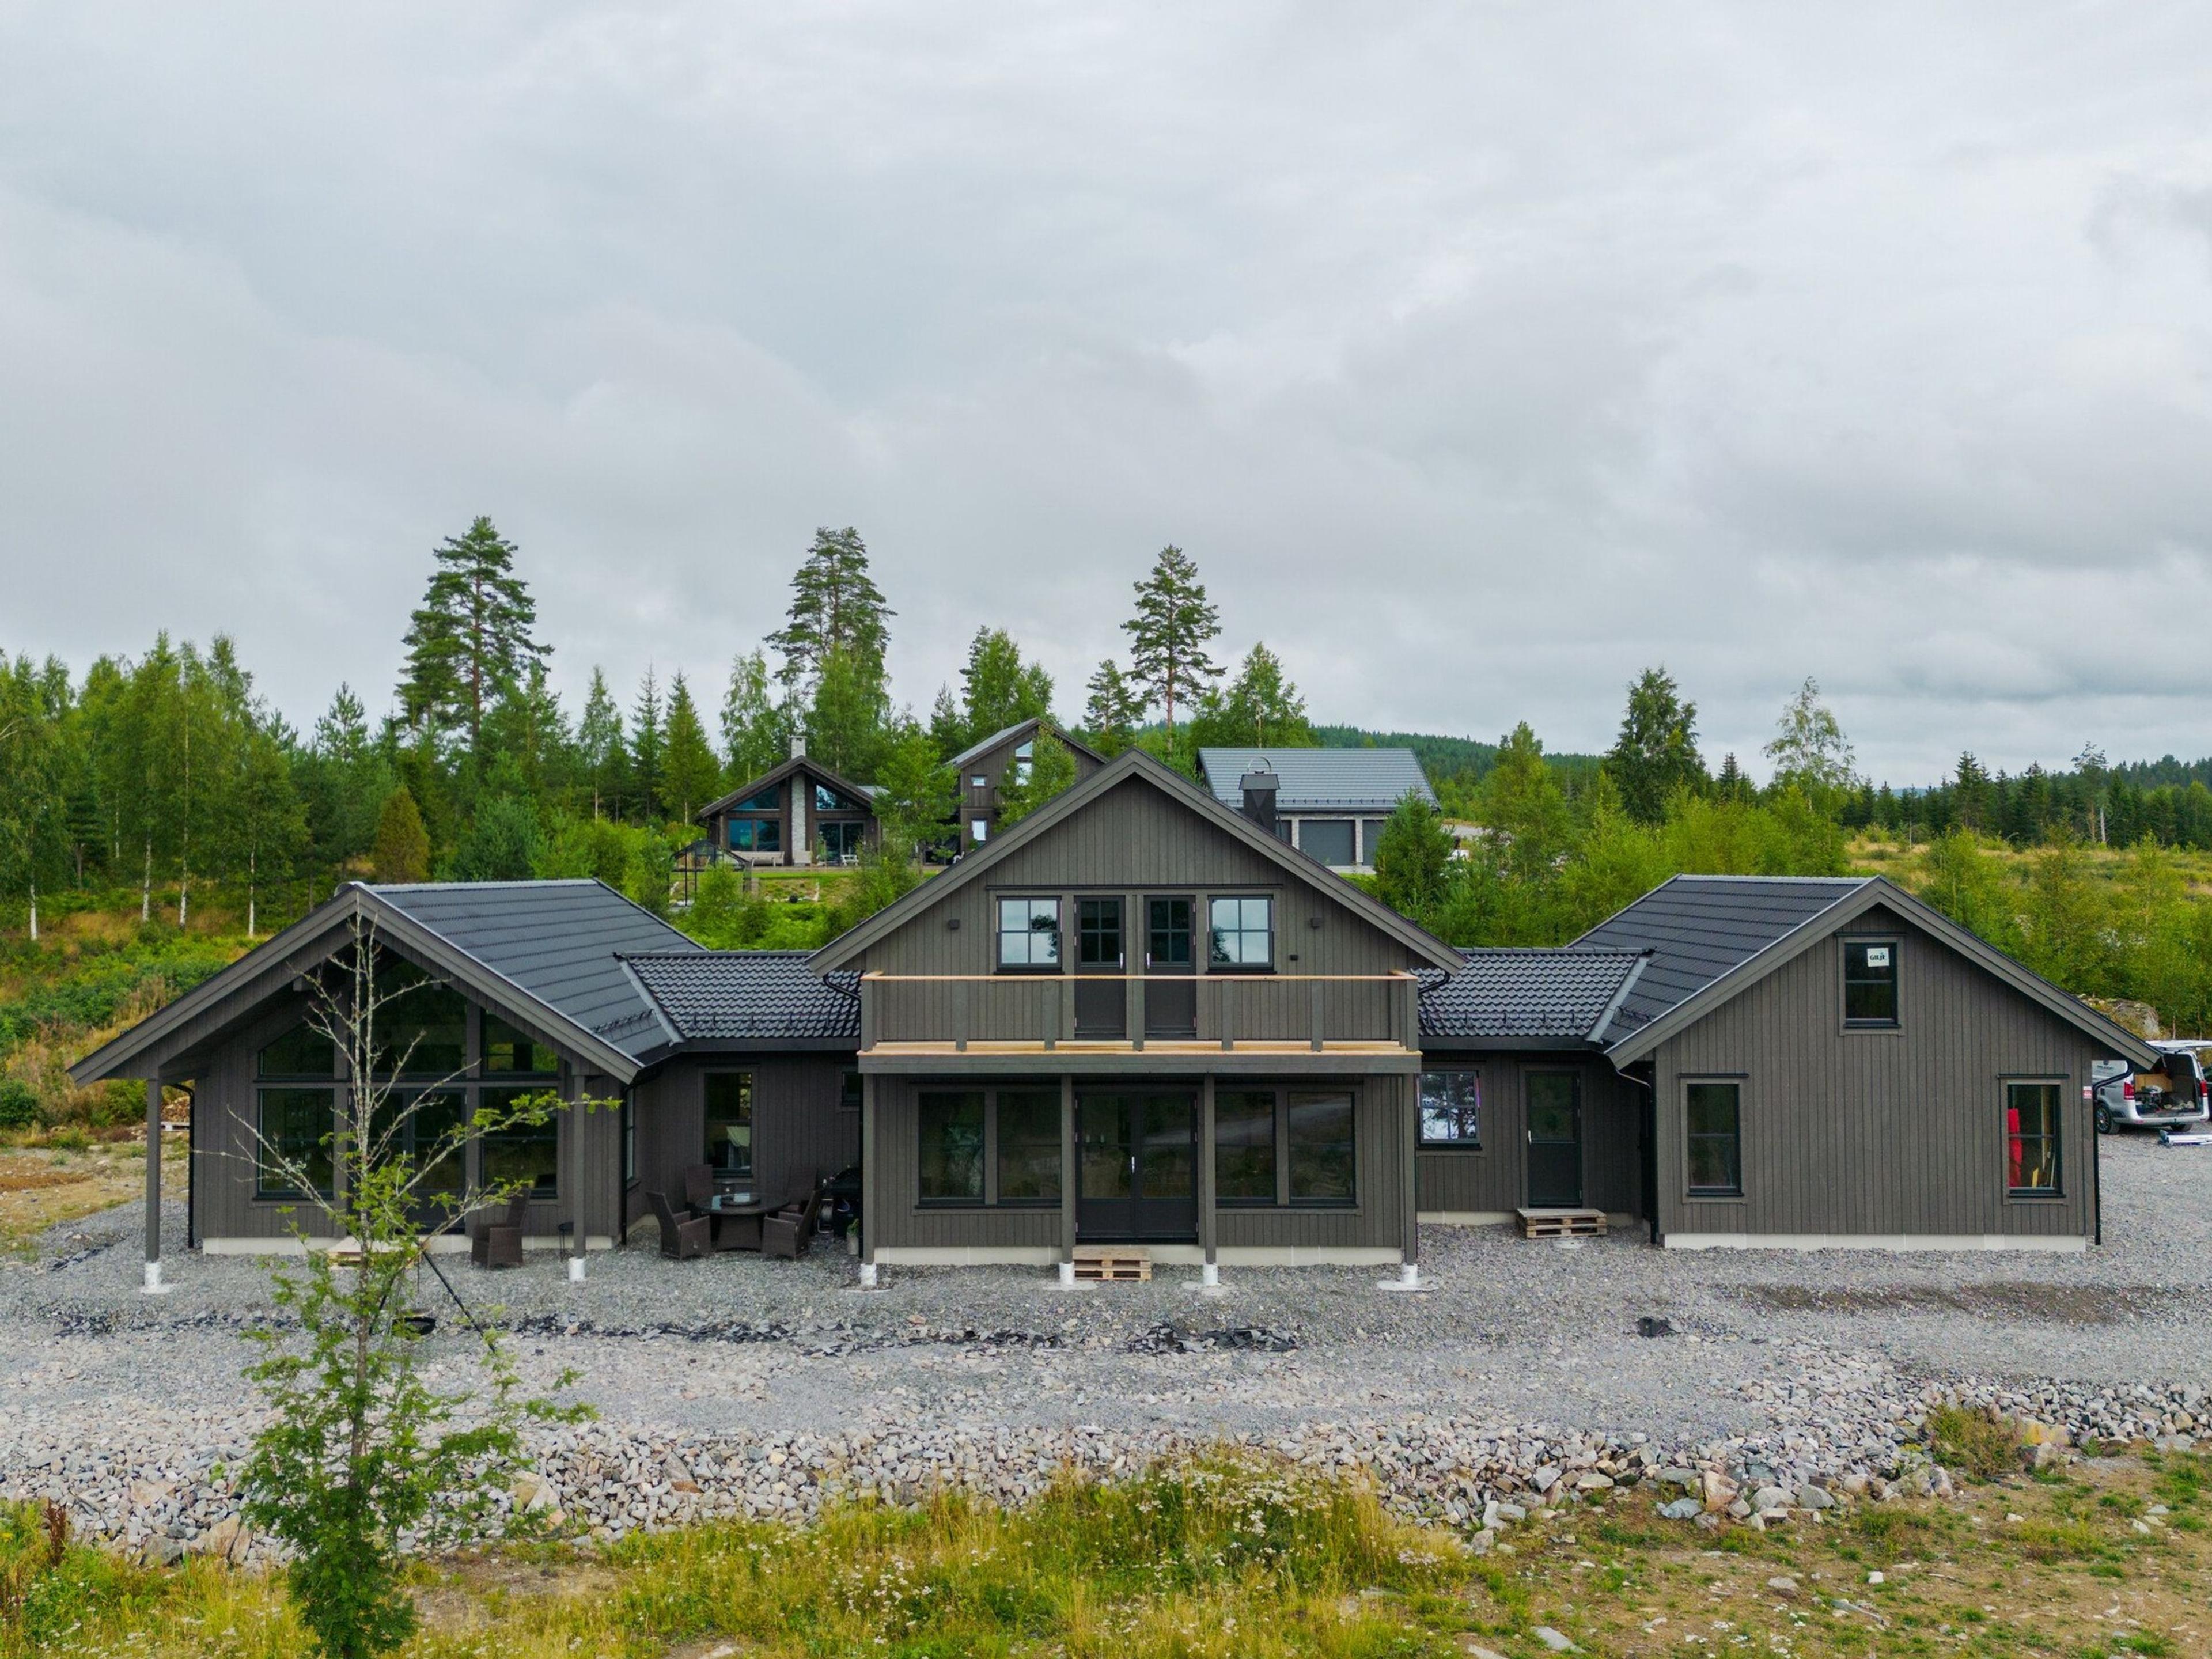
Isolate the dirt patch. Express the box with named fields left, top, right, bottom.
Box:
left=1731, top=1281, right=2171, bottom=1324
left=411, top=1551, right=622, bottom=1634
left=0, top=1144, right=171, bottom=1255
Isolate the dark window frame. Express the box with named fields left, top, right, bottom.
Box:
left=1841, top=936, right=1901, bottom=1029
left=254, top=1085, right=338, bottom=1200
left=703, top=1070, right=755, bottom=1185
left=1207, top=893, right=1277, bottom=971
left=1683, top=1077, right=1744, bottom=1199
left=995, top=895, right=1062, bottom=971
left=993, top=1088, right=1063, bottom=1206
left=1147, top=896, right=1194, bottom=967
left=479, top=1084, right=560, bottom=1198
left=1213, top=1088, right=1279, bottom=1205
left=1297, top=818, right=1358, bottom=868
left=918, top=1086, right=1063, bottom=1207
left=1210, top=1085, right=1357, bottom=1209
left=1077, top=896, right=1124, bottom=967
left=729, top=816, right=782, bottom=854
left=1418, top=1070, right=1483, bottom=1149
left=2005, top=1078, right=2064, bottom=1198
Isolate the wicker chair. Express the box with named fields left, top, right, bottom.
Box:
left=470, top=1193, right=529, bottom=1270
left=650, top=1191, right=710, bottom=1260
left=763, top=1173, right=823, bottom=1261
left=681, top=1162, right=717, bottom=1215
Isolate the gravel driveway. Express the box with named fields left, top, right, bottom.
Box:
left=5, top=1132, right=2207, bottom=1555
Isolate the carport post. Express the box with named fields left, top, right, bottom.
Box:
left=142, top=1075, right=170, bottom=1295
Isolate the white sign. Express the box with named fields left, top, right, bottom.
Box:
left=1864, top=946, right=1891, bottom=969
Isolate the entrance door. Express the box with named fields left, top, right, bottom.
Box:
left=1074, top=897, right=1126, bottom=1038
left=1143, top=896, right=1198, bottom=1037
left=1525, top=1072, right=1584, bottom=1207
left=1078, top=1092, right=1197, bottom=1239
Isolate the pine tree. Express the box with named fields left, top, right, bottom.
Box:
left=1081, top=660, right=1143, bottom=759
left=577, top=669, right=624, bottom=819
left=1122, top=545, right=1221, bottom=740
left=959, top=627, right=1054, bottom=742
left=767, top=527, right=893, bottom=695
left=662, top=673, right=721, bottom=827
left=718, top=649, right=786, bottom=787
left=371, top=786, right=431, bottom=883
left=630, top=669, right=666, bottom=824
left=396, top=517, right=547, bottom=752
left=1604, top=666, right=1706, bottom=825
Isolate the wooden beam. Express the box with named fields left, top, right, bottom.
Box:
left=1059, top=1075, right=1076, bottom=1266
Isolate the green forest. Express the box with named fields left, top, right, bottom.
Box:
left=8, top=520, right=2212, bottom=1139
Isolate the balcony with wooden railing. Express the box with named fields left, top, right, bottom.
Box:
left=857, top=971, right=1425, bottom=1073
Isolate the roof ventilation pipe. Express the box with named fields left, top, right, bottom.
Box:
left=1239, top=763, right=1280, bottom=836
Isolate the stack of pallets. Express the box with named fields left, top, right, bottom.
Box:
left=1515, top=1207, right=1608, bottom=1240
left=1071, top=1245, right=1152, bottom=1282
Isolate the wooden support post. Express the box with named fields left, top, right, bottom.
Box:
left=1401, top=1073, right=1419, bottom=1271
left=142, top=1075, right=163, bottom=1289
left=1199, top=1077, right=1217, bottom=1271
left=1125, top=971, right=1143, bottom=1050
left=1219, top=979, right=1234, bottom=1052
left=955, top=980, right=970, bottom=1053
left=1309, top=979, right=1325, bottom=1052
left=1059, top=1075, right=1077, bottom=1274
left=861, top=1073, right=879, bottom=1270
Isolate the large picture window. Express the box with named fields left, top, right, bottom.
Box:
left=2006, top=1082, right=2062, bottom=1195
left=257, top=1023, right=334, bottom=1080
left=1208, top=895, right=1274, bottom=968
left=1214, top=1090, right=1277, bottom=1202
left=704, top=1072, right=753, bottom=1183
left=480, top=1086, right=558, bottom=1196
left=997, top=896, right=1060, bottom=967
left=1843, top=940, right=1899, bottom=1027
left=1685, top=1081, right=1743, bottom=1197
left=1418, top=1071, right=1482, bottom=1147
left=730, top=817, right=781, bottom=854
left=255, top=1087, right=335, bottom=1199
left=1298, top=819, right=1357, bottom=867
left=1287, top=1092, right=1355, bottom=1203
left=377, top=969, right=466, bottom=1076
left=482, top=1015, right=557, bottom=1077
left=397, top=1089, right=467, bottom=1196
left=918, top=1090, right=986, bottom=1202
left=996, top=1090, right=1062, bottom=1203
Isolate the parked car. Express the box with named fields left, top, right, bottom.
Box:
left=2093, top=1042, right=2212, bottom=1133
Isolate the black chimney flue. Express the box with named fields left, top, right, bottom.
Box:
left=1240, top=764, right=1280, bottom=836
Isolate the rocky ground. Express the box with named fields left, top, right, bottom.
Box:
left=5, top=1134, right=2209, bottom=1563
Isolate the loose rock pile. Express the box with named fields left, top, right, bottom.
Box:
left=3, top=1336, right=2203, bottom=1568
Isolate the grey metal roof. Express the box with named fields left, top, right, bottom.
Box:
left=1419, top=950, right=1647, bottom=1043
left=1198, top=747, right=1437, bottom=813
left=370, top=880, right=702, bottom=1059
left=1573, top=876, right=1870, bottom=1040
left=622, top=952, right=860, bottom=1041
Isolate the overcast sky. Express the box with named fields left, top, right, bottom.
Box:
left=5, top=4, right=2210, bottom=784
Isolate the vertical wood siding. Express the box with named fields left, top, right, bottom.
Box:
left=1650, top=904, right=2102, bottom=1240
left=1415, top=1053, right=1639, bottom=1216
left=631, top=1055, right=859, bottom=1210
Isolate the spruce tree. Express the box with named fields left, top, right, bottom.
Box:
left=1188, top=642, right=1314, bottom=749
left=396, top=517, right=547, bottom=753
left=1604, top=666, right=1706, bottom=825
left=630, top=669, right=666, bottom=824
left=767, top=527, right=892, bottom=695
left=1122, top=545, right=1221, bottom=741
left=577, top=669, right=624, bottom=819
left=371, top=786, right=431, bottom=883
left=662, top=672, right=721, bottom=826
left=1081, top=660, right=1143, bottom=758
left=927, top=685, right=966, bottom=759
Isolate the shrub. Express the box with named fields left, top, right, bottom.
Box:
left=1929, top=1403, right=2025, bottom=1480
left=0, top=1078, right=36, bottom=1131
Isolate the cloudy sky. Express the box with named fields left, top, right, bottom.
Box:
left=5, top=3, right=2210, bottom=783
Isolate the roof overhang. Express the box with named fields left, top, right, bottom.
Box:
left=698, top=754, right=880, bottom=823
left=809, top=748, right=1465, bottom=973
left=1601, top=876, right=2162, bottom=1070
left=69, top=885, right=647, bottom=1086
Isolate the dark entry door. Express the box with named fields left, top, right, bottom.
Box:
left=1525, top=1073, right=1584, bottom=1207
left=1078, top=1092, right=1197, bottom=1239
left=1074, top=897, right=1126, bottom=1038
left=1142, top=896, right=1198, bottom=1037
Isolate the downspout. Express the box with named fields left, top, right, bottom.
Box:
left=2092, top=1070, right=2103, bottom=1249
left=1618, top=1067, right=1658, bottom=1246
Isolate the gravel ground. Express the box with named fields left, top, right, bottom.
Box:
left=5, top=1132, right=2209, bottom=1559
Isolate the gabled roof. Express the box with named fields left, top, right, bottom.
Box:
left=949, top=717, right=1107, bottom=771
left=623, top=952, right=860, bottom=1043
left=811, top=748, right=1465, bottom=972
left=698, top=753, right=878, bottom=823
left=1419, top=949, right=1649, bottom=1046
left=1575, top=876, right=1867, bottom=1038
left=70, top=881, right=699, bottom=1087
left=1198, top=747, right=1437, bottom=813
left=1583, top=874, right=2160, bottom=1067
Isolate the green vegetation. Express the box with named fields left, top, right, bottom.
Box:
left=8, top=1450, right=2212, bottom=1657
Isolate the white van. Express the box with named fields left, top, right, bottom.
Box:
left=2093, top=1042, right=2212, bottom=1133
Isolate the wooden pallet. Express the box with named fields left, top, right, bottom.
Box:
left=1516, top=1207, right=1608, bottom=1240
left=1072, top=1246, right=1152, bottom=1282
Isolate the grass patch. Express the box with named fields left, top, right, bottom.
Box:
left=8, top=1447, right=2212, bottom=1657
left=1927, top=1401, right=2027, bottom=1479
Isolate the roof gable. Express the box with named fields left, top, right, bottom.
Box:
left=812, top=748, right=1463, bottom=971
left=1593, top=874, right=2159, bottom=1067
left=949, top=717, right=1107, bottom=771
left=1198, top=747, right=1437, bottom=812
left=699, top=754, right=878, bottom=821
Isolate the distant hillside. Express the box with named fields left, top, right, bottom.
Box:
left=1309, top=726, right=1604, bottom=789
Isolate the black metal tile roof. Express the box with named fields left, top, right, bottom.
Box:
left=1574, top=875, right=1872, bottom=1039
left=1198, top=747, right=1437, bottom=813
left=1418, top=949, right=1647, bottom=1041
left=622, top=951, right=861, bottom=1041
left=369, top=880, right=700, bottom=1058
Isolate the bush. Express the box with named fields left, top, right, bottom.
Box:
left=0, top=1078, right=37, bottom=1130
left=1929, top=1403, right=2025, bottom=1480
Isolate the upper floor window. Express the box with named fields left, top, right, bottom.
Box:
left=970, top=774, right=990, bottom=789
left=1148, top=897, right=1192, bottom=966
left=736, top=785, right=780, bottom=811
left=483, top=1015, right=558, bottom=1077
left=376, top=969, right=465, bottom=1077
left=1208, top=895, right=1274, bottom=968
left=816, top=782, right=866, bottom=813
left=257, top=1024, right=334, bottom=1079
left=1418, top=1071, right=1481, bottom=1147
left=1012, top=740, right=1034, bottom=785
left=1843, top=940, right=1899, bottom=1026
left=997, top=896, right=1060, bottom=967
left=1078, top=897, right=1123, bottom=966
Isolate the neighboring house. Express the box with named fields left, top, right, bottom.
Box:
left=1196, top=747, right=1436, bottom=872
left=949, top=718, right=1107, bottom=854
left=75, top=758, right=2157, bottom=1287
left=696, top=741, right=880, bottom=868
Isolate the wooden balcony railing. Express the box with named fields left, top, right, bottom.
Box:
left=858, top=971, right=1422, bottom=1053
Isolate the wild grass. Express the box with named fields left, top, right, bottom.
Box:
left=1926, top=1402, right=2028, bottom=1480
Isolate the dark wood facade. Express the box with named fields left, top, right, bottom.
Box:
left=626, top=1053, right=860, bottom=1234
left=952, top=719, right=1107, bottom=854
left=1415, top=1051, right=1642, bottom=1221
left=698, top=753, right=879, bottom=869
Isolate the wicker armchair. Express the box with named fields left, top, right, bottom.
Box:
left=650, top=1191, right=710, bottom=1260
left=470, top=1193, right=529, bottom=1270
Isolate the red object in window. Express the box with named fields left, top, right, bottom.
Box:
left=2006, top=1104, right=2022, bottom=1188
left=2124, top=1078, right=2135, bottom=1102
